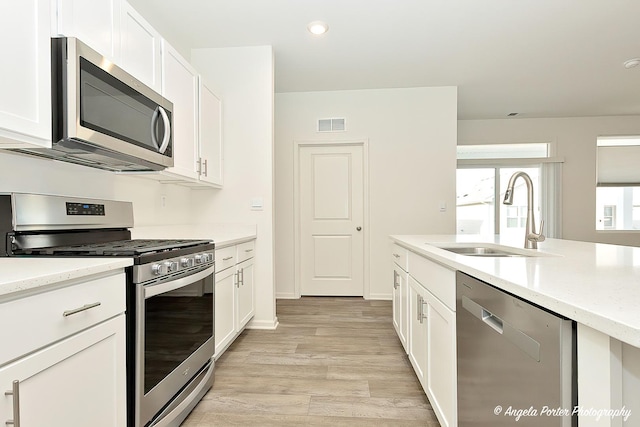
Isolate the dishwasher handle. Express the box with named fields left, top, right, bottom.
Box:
left=461, top=295, right=541, bottom=362
left=462, top=295, right=503, bottom=334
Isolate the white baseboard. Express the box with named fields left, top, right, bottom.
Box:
left=246, top=317, right=279, bottom=330
left=276, top=292, right=297, bottom=299
left=368, top=293, right=392, bottom=300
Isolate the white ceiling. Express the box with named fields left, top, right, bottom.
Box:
left=128, top=0, right=640, bottom=120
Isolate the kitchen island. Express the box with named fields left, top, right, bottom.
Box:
left=391, top=234, right=640, bottom=427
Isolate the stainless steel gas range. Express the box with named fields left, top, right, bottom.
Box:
left=0, top=193, right=215, bottom=427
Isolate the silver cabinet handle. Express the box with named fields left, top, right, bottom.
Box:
left=62, top=302, right=101, bottom=317
left=196, top=157, right=202, bottom=174
left=5, top=380, right=20, bottom=426
left=421, top=297, right=428, bottom=324
left=245, top=249, right=253, bottom=253
left=239, top=268, right=244, bottom=286
left=203, top=159, right=208, bottom=177
left=417, top=295, right=422, bottom=322
left=222, top=256, right=233, bottom=261
left=393, top=253, right=400, bottom=258
left=393, top=270, right=398, bottom=289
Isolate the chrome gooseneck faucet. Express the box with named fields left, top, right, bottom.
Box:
left=503, top=171, right=545, bottom=249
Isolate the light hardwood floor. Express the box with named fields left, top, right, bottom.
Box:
left=182, top=297, right=441, bottom=426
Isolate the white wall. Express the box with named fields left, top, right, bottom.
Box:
left=191, top=46, right=276, bottom=328
left=0, top=152, right=193, bottom=225
left=275, top=87, right=457, bottom=300
left=458, top=116, right=640, bottom=246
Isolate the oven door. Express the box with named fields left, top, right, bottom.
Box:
left=135, top=265, right=214, bottom=427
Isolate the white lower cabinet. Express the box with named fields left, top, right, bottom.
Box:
left=392, top=245, right=409, bottom=352
left=215, top=265, right=237, bottom=356
left=214, top=239, right=256, bottom=358
left=0, top=316, right=126, bottom=426
left=0, top=271, right=127, bottom=426
left=425, top=286, right=457, bottom=427
left=401, top=248, right=457, bottom=427
left=408, top=276, right=428, bottom=381
left=236, top=257, right=255, bottom=330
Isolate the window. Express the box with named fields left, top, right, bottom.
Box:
left=456, top=143, right=561, bottom=238
left=596, top=136, right=640, bottom=231
left=603, top=205, right=616, bottom=229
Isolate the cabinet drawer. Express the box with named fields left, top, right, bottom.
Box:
left=0, top=272, right=125, bottom=366
left=391, top=244, right=408, bottom=272
left=215, top=246, right=236, bottom=272
left=236, top=240, right=255, bottom=263
left=409, top=252, right=455, bottom=311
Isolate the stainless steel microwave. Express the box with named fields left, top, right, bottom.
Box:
left=12, top=37, right=173, bottom=172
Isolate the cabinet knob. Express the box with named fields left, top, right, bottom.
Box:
left=356, top=226, right=362, bottom=231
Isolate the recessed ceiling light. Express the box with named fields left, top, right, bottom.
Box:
left=307, top=21, right=329, bottom=35
left=623, top=58, right=640, bottom=69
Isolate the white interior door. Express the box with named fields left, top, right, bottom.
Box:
left=299, top=144, right=364, bottom=296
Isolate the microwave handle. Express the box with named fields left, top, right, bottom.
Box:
left=150, top=106, right=171, bottom=154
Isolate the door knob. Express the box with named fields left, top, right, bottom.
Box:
left=356, top=226, right=362, bottom=231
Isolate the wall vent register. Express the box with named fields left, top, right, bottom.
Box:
left=318, top=118, right=346, bottom=132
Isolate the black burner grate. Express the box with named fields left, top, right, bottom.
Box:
left=34, top=239, right=212, bottom=256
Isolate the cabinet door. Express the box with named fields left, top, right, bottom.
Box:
left=392, top=265, right=408, bottom=351
left=0, top=316, right=126, bottom=426
left=408, top=276, right=428, bottom=389
left=55, top=0, right=121, bottom=61
left=236, top=258, right=255, bottom=330
left=426, top=291, right=457, bottom=427
left=0, top=0, right=51, bottom=147
left=161, top=40, right=199, bottom=181
left=400, top=268, right=409, bottom=353
left=198, top=79, right=223, bottom=187
left=214, top=268, right=236, bottom=358
left=120, top=1, right=162, bottom=92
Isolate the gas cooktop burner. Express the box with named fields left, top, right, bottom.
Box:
left=28, top=239, right=212, bottom=257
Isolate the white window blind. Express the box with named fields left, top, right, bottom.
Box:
left=597, top=137, right=640, bottom=186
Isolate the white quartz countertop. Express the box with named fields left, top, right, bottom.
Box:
left=131, top=224, right=257, bottom=248
left=391, top=234, right=640, bottom=348
left=0, top=258, right=132, bottom=299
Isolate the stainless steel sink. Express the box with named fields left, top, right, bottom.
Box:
left=432, top=243, right=546, bottom=257
left=440, top=246, right=524, bottom=257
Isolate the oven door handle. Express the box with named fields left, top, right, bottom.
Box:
left=144, top=266, right=214, bottom=299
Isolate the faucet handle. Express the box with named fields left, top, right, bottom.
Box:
left=528, top=220, right=546, bottom=243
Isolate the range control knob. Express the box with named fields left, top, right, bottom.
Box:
left=181, top=258, right=194, bottom=268
left=194, top=254, right=204, bottom=264
left=165, top=261, right=178, bottom=273
left=151, top=263, right=166, bottom=275
left=206, top=253, right=214, bottom=262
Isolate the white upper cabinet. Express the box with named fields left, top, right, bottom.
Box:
left=198, top=79, right=223, bottom=187
left=155, top=41, right=224, bottom=188
left=54, top=0, right=122, bottom=61
left=120, top=2, right=162, bottom=92
left=0, top=0, right=52, bottom=147
left=161, top=40, right=200, bottom=181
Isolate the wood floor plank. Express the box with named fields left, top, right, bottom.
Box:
left=183, top=297, right=439, bottom=426
left=213, top=376, right=371, bottom=397
left=215, top=363, right=328, bottom=379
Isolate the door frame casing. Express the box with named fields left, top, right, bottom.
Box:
left=293, top=140, right=370, bottom=299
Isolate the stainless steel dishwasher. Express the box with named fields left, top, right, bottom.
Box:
left=456, top=271, right=576, bottom=426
